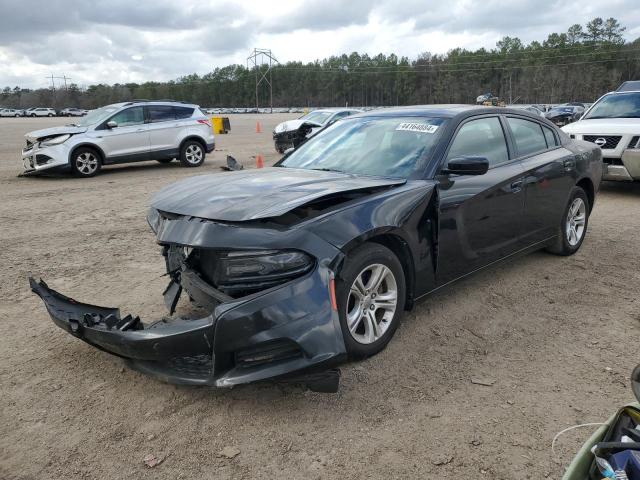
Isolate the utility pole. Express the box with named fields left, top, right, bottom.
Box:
left=46, top=73, right=56, bottom=91
left=247, top=48, right=278, bottom=113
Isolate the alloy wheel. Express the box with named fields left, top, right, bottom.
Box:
left=345, top=264, right=398, bottom=344
left=566, top=197, right=586, bottom=246
left=185, top=144, right=203, bottom=164
left=75, top=152, right=98, bottom=175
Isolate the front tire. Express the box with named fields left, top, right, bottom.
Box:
left=336, top=243, right=406, bottom=358
left=546, top=186, right=590, bottom=256
left=70, top=147, right=101, bottom=178
left=179, top=140, right=205, bottom=167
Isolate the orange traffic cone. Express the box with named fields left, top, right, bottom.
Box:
left=256, top=154, right=264, bottom=168
left=256, top=121, right=262, bottom=133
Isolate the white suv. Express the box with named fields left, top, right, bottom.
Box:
left=563, top=89, right=640, bottom=181
left=0, top=108, right=22, bottom=117
left=21, top=101, right=215, bottom=177
left=29, top=108, right=57, bottom=117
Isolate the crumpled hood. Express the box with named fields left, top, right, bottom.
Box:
left=274, top=119, right=322, bottom=134
left=26, top=125, right=87, bottom=141
left=151, top=167, right=406, bottom=221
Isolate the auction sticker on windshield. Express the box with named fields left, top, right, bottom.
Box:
left=396, top=122, right=439, bottom=133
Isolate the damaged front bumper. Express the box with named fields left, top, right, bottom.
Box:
left=29, top=214, right=348, bottom=392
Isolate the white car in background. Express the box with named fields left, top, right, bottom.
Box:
left=563, top=88, right=640, bottom=181
left=60, top=108, right=86, bottom=117
left=21, top=100, right=215, bottom=178
left=0, top=108, right=22, bottom=117
left=272, top=108, right=362, bottom=153
left=28, top=108, right=57, bottom=117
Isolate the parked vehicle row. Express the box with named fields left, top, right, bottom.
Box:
left=30, top=105, right=602, bottom=392
left=20, top=100, right=214, bottom=177
left=0, top=107, right=89, bottom=117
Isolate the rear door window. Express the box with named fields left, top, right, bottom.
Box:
left=542, top=125, right=558, bottom=147
left=507, top=117, right=548, bottom=156
left=148, top=105, right=176, bottom=123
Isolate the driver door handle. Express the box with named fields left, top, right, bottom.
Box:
left=510, top=179, right=523, bottom=192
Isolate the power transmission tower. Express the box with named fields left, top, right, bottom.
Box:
left=247, top=48, right=278, bottom=113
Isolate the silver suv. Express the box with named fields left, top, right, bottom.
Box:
left=21, top=101, right=215, bottom=177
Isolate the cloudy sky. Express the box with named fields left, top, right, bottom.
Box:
left=1, top=0, right=638, bottom=89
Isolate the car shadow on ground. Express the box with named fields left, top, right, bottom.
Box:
left=599, top=180, right=640, bottom=195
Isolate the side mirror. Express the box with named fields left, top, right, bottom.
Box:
left=106, top=120, right=118, bottom=129
left=444, top=156, right=489, bottom=176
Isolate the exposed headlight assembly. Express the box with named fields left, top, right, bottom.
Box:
left=197, top=250, right=314, bottom=296
left=218, top=250, right=313, bottom=283
left=40, top=134, right=71, bottom=146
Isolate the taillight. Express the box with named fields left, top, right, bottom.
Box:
left=197, top=119, right=211, bottom=127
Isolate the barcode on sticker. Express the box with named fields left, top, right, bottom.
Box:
left=396, top=122, right=438, bottom=133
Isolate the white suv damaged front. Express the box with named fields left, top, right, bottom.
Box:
left=563, top=91, right=640, bottom=181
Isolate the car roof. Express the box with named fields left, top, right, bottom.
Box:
left=354, top=104, right=545, bottom=121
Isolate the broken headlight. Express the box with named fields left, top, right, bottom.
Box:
left=40, top=134, right=71, bottom=146
left=212, top=250, right=313, bottom=294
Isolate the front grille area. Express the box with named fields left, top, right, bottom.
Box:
left=24, top=139, right=34, bottom=151
left=603, top=157, right=624, bottom=166
left=583, top=135, right=622, bottom=149
left=235, top=340, right=303, bottom=368
left=165, top=354, right=213, bottom=377
left=629, top=136, right=640, bottom=149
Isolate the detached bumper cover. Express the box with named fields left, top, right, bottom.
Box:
left=30, top=269, right=345, bottom=390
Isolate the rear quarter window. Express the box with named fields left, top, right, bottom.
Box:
left=175, top=106, right=195, bottom=119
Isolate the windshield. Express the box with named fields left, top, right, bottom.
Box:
left=74, top=105, right=120, bottom=126
left=584, top=93, right=640, bottom=119
left=300, top=110, right=333, bottom=125
left=279, top=116, right=447, bottom=178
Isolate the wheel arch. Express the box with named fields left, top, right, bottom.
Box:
left=576, top=177, right=595, bottom=212
left=179, top=135, right=207, bottom=153
left=340, top=229, right=416, bottom=311
left=68, top=143, right=106, bottom=165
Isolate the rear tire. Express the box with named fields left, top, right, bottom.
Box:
left=546, top=186, right=590, bottom=256
left=179, top=140, right=205, bottom=167
left=70, top=147, right=101, bottom=178
left=336, top=243, right=406, bottom=358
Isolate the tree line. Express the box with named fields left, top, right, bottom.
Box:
left=1, top=17, right=638, bottom=110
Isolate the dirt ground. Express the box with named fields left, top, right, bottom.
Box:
left=1, top=114, right=639, bottom=480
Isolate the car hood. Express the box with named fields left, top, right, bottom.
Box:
left=274, top=119, right=322, bottom=134
left=25, top=125, right=87, bottom=141
left=562, top=118, right=640, bottom=135
left=151, top=167, right=406, bottom=221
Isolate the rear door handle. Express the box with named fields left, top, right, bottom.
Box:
left=563, top=158, right=576, bottom=170
left=510, top=179, right=523, bottom=192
